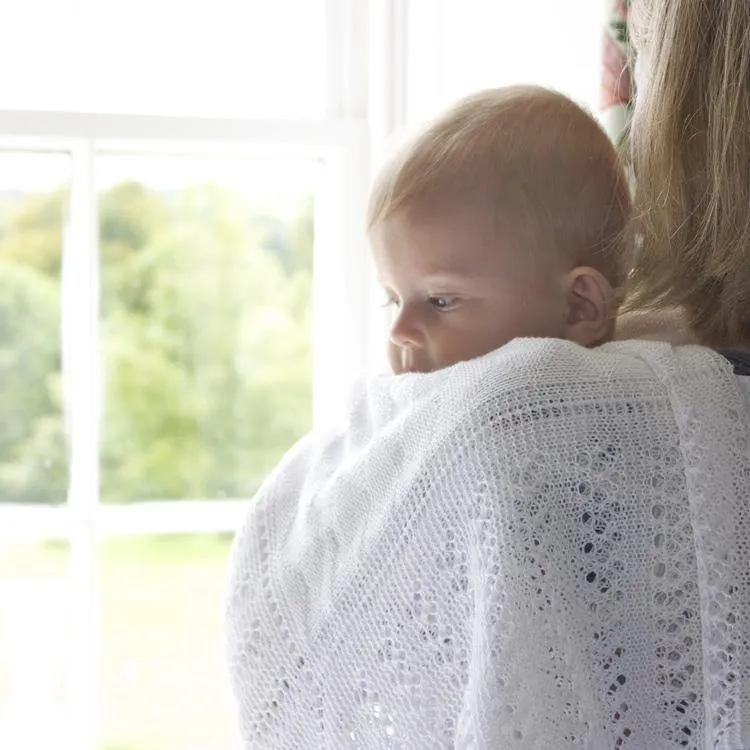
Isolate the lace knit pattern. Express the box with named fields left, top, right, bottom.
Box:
left=226, top=339, right=750, bottom=749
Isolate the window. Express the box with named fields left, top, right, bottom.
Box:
left=0, top=2, right=605, bottom=748
left=405, top=1, right=604, bottom=129
left=1, top=0, right=327, bottom=118
left=0, top=538, right=72, bottom=747
left=97, top=152, right=318, bottom=503
left=0, top=2, right=370, bottom=749
left=0, top=151, right=70, bottom=506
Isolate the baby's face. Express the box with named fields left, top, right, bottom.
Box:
left=370, top=206, right=570, bottom=374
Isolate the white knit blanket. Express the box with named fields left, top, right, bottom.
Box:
left=226, top=339, right=750, bottom=749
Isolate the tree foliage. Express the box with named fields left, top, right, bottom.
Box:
left=0, top=176, right=313, bottom=504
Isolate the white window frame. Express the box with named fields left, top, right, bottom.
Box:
left=0, top=2, right=392, bottom=748
left=1, top=2, right=606, bottom=746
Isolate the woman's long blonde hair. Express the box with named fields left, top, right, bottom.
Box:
left=627, top=0, right=750, bottom=347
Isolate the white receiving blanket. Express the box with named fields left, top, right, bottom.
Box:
left=225, top=339, right=750, bottom=749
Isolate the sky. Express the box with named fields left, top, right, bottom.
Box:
left=0, top=0, right=325, bottom=118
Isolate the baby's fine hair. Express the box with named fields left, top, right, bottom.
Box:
left=368, top=86, right=632, bottom=288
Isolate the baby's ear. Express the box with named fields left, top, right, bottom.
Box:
left=563, top=267, right=615, bottom=347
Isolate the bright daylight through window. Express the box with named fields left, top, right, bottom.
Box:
left=0, top=1, right=371, bottom=749
left=0, top=1, right=602, bottom=749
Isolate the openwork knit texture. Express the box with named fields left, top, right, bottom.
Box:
left=226, top=339, right=750, bottom=749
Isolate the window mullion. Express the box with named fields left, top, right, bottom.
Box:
left=0, top=113, right=354, bottom=146
left=325, top=0, right=370, bottom=120
left=315, top=0, right=375, bottom=422
left=317, top=0, right=374, bottom=424
left=365, top=0, right=414, bottom=372
left=383, top=0, right=409, bottom=135
left=62, top=138, right=101, bottom=750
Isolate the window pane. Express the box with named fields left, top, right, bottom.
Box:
left=0, top=152, right=69, bottom=505
left=99, top=534, right=239, bottom=750
left=99, top=153, right=315, bottom=502
left=406, top=0, right=603, bottom=126
left=0, top=0, right=326, bottom=118
left=0, top=540, right=72, bottom=749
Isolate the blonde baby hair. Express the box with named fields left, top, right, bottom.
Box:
left=368, top=85, right=633, bottom=288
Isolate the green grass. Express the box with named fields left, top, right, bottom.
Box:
left=0, top=537, right=69, bottom=579
left=0, top=534, right=241, bottom=750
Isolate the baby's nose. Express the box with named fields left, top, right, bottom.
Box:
left=389, top=309, right=424, bottom=349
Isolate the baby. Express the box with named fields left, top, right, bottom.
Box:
left=368, top=86, right=633, bottom=374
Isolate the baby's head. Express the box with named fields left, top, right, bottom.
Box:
left=368, top=86, right=632, bottom=374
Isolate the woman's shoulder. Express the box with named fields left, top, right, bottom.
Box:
left=432, top=338, right=739, bottom=439
left=361, top=339, right=734, bottom=434
left=448, top=337, right=723, bottom=398
left=489, top=336, right=729, bottom=381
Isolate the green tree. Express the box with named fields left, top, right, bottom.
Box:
left=0, top=189, right=66, bottom=277
left=99, top=181, right=170, bottom=316
left=0, top=177, right=313, bottom=505
left=0, top=261, right=67, bottom=503
left=100, top=183, right=312, bottom=501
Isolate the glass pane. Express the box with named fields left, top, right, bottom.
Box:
left=0, top=539, right=72, bottom=749
left=98, top=153, right=315, bottom=502
left=0, top=152, right=70, bottom=505
left=0, top=0, right=326, bottom=118
left=406, top=0, right=603, bottom=126
left=99, top=534, right=239, bottom=750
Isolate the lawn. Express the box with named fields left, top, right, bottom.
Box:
left=0, top=534, right=242, bottom=750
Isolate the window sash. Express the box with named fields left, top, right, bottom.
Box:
left=0, top=112, right=356, bottom=146
left=0, top=5, right=378, bottom=749
left=0, top=126, right=369, bottom=750
left=0, top=500, right=249, bottom=540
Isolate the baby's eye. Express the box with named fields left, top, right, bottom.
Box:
left=429, top=296, right=458, bottom=311
left=381, top=293, right=399, bottom=308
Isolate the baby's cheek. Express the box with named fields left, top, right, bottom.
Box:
left=445, top=329, right=506, bottom=365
